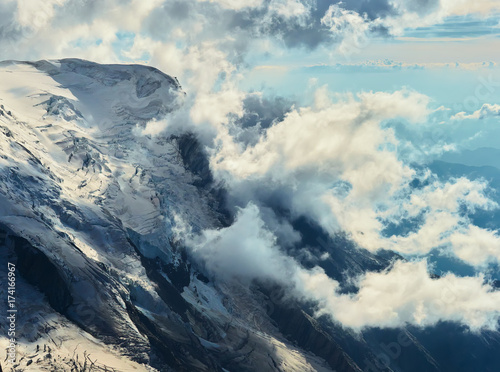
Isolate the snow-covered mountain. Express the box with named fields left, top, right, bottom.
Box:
left=0, top=59, right=499, bottom=372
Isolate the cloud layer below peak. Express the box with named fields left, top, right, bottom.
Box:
left=184, top=203, right=500, bottom=331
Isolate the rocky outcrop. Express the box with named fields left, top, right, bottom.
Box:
left=176, top=133, right=214, bottom=187
left=269, top=300, right=362, bottom=372
left=8, top=230, right=73, bottom=314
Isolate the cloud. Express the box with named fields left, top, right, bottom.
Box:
left=207, top=85, right=500, bottom=269
left=198, top=0, right=264, bottom=11
left=318, top=0, right=500, bottom=58
left=1, top=0, right=497, bottom=84
left=212, top=88, right=429, bottom=180
left=386, top=211, right=460, bottom=255
left=320, top=176, right=499, bottom=260
left=0, top=0, right=322, bottom=64
left=449, top=225, right=500, bottom=267
left=381, top=0, right=500, bottom=29
left=405, top=177, right=497, bottom=215
left=16, top=0, right=66, bottom=29
left=211, top=89, right=428, bottom=235
left=206, top=90, right=424, bottom=252
left=186, top=203, right=289, bottom=282
left=230, top=93, right=295, bottom=147
left=451, top=103, right=500, bottom=120
left=339, top=176, right=499, bottom=263
left=441, top=0, right=500, bottom=16
left=133, top=118, right=171, bottom=137
left=331, top=259, right=500, bottom=331
left=185, top=203, right=500, bottom=331
left=301, top=61, right=497, bottom=73
left=268, top=0, right=310, bottom=21
left=320, top=4, right=372, bottom=58
left=191, top=89, right=245, bottom=126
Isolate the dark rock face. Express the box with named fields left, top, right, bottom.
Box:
left=125, top=301, right=184, bottom=371
left=176, top=133, right=214, bottom=187
left=40, top=95, right=84, bottom=121
left=406, top=323, right=500, bottom=372
left=175, top=132, right=233, bottom=226
left=129, top=237, right=191, bottom=321
left=136, top=77, right=162, bottom=98
left=268, top=300, right=362, bottom=372
left=125, top=301, right=223, bottom=372
left=287, top=216, right=400, bottom=294
left=10, top=233, right=73, bottom=313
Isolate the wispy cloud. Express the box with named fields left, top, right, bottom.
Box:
left=183, top=203, right=500, bottom=331
left=452, top=103, right=500, bottom=120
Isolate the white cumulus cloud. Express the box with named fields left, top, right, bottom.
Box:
left=451, top=103, right=500, bottom=120
left=185, top=204, right=500, bottom=332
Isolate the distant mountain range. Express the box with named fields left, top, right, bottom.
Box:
left=439, top=147, right=500, bottom=170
